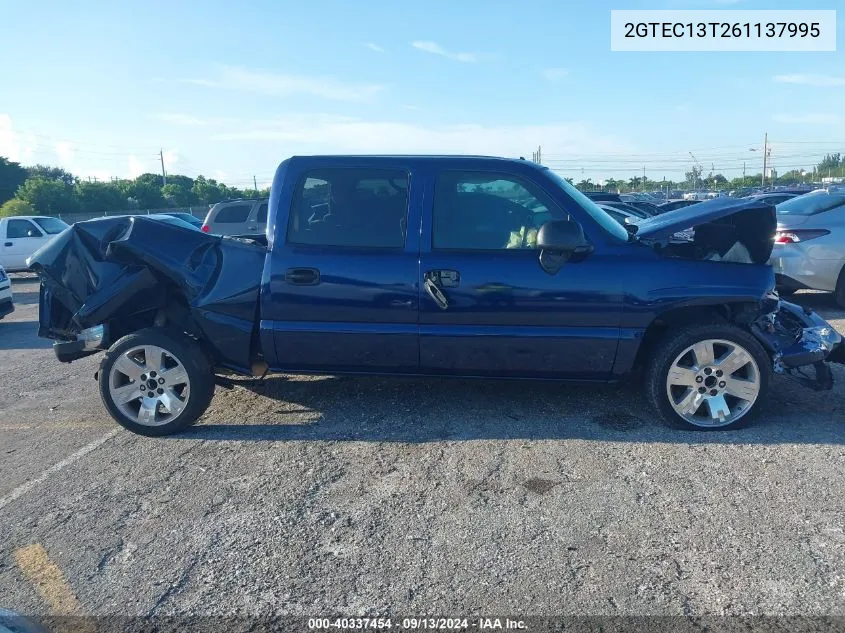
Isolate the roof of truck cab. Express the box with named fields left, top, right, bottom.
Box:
left=285, top=154, right=545, bottom=166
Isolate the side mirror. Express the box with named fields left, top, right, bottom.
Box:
left=536, top=220, right=593, bottom=274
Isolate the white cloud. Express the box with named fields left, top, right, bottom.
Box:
left=411, top=41, right=485, bottom=63
left=773, top=74, right=845, bottom=87
left=162, top=149, right=179, bottom=171
left=542, top=68, right=568, bottom=82
left=148, top=113, right=233, bottom=126
left=364, top=42, right=384, bottom=53
left=55, top=141, right=75, bottom=164
left=0, top=114, right=36, bottom=164
left=184, top=66, right=385, bottom=102
left=209, top=114, right=631, bottom=158
left=403, top=104, right=421, bottom=111
left=128, top=155, right=146, bottom=178
left=772, top=113, right=843, bottom=125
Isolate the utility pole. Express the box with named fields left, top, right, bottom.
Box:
left=743, top=161, right=746, bottom=181
left=159, top=149, right=167, bottom=186
left=761, top=133, right=767, bottom=188
left=642, top=166, right=646, bottom=191
left=254, top=175, right=258, bottom=193
left=537, top=145, right=542, bottom=165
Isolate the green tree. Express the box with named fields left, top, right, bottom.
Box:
left=118, top=174, right=165, bottom=209
left=575, top=178, right=593, bottom=191
left=16, top=177, right=80, bottom=215
left=0, top=157, right=28, bottom=205
left=75, top=181, right=126, bottom=215
left=191, top=176, right=225, bottom=204
left=817, top=153, right=841, bottom=175
left=685, top=166, right=703, bottom=188
left=0, top=198, right=36, bottom=218
left=26, top=164, right=77, bottom=186
left=161, top=182, right=195, bottom=207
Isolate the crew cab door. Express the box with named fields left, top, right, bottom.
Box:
left=261, top=164, right=421, bottom=372
left=418, top=169, right=623, bottom=379
left=1, top=218, right=47, bottom=270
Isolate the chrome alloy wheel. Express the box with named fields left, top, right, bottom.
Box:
left=665, top=338, right=761, bottom=428
left=108, top=345, right=191, bottom=426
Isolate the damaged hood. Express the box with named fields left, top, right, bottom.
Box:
left=633, top=197, right=777, bottom=263
left=634, top=197, right=776, bottom=238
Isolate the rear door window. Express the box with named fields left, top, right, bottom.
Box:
left=287, top=168, right=409, bottom=248
left=256, top=202, right=268, bottom=224
left=213, top=204, right=252, bottom=223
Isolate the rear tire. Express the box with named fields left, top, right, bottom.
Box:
left=647, top=323, right=771, bottom=431
left=98, top=328, right=215, bottom=436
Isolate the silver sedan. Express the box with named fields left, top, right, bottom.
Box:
left=770, top=189, right=845, bottom=306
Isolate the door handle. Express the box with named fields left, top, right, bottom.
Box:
left=4, top=242, right=11, bottom=247
left=285, top=267, right=320, bottom=285
left=423, top=272, right=450, bottom=310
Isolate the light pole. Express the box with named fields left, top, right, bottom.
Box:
left=750, top=133, right=768, bottom=188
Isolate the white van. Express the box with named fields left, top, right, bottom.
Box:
left=201, top=199, right=268, bottom=236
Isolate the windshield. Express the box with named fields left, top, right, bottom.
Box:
left=777, top=192, right=845, bottom=216
left=32, top=217, right=69, bottom=234
left=542, top=168, right=630, bottom=241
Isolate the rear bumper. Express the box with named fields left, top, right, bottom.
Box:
left=52, top=324, right=107, bottom=363
left=769, top=245, right=843, bottom=293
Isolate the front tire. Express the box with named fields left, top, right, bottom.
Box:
left=647, top=324, right=771, bottom=431
left=98, top=328, right=215, bottom=436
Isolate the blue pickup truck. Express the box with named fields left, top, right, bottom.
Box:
left=30, top=155, right=844, bottom=436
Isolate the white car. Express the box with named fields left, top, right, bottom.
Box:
left=0, top=216, right=69, bottom=272
left=201, top=198, right=268, bottom=236
left=0, top=264, right=13, bottom=319
left=770, top=189, right=845, bottom=305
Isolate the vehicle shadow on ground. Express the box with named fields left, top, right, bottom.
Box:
left=188, top=373, right=845, bottom=445
left=0, top=321, right=50, bottom=350
left=10, top=291, right=39, bottom=306
left=9, top=274, right=38, bottom=284
left=791, top=291, right=845, bottom=318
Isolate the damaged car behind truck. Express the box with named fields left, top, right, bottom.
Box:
left=28, top=155, right=845, bottom=436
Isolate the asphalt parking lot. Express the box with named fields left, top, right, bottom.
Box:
left=1, top=275, right=845, bottom=621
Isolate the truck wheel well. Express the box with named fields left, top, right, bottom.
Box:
left=633, top=303, right=756, bottom=372
left=105, top=293, right=206, bottom=350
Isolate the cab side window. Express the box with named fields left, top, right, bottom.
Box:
left=287, top=168, right=409, bottom=249
left=432, top=172, right=556, bottom=250
left=7, top=219, right=42, bottom=239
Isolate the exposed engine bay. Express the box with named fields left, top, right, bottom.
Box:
left=641, top=201, right=777, bottom=265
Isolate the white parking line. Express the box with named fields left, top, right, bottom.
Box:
left=0, top=429, right=118, bottom=511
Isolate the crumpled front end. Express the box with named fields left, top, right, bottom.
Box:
left=28, top=216, right=266, bottom=372
left=751, top=293, right=844, bottom=390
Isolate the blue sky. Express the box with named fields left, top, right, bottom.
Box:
left=0, top=0, right=842, bottom=187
